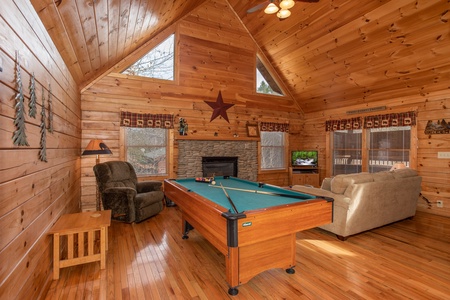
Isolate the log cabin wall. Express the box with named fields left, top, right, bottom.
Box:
left=80, top=0, right=450, bottom=218
left=80, top=0, right=302, bottom=210
left=0, top=1, right=81, bottom=299
left=294, top=92, right=450, bottom=217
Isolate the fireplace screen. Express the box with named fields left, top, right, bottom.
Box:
left=202, top=157, right=238, bottom=177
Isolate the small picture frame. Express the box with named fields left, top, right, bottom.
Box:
left=246, top=123, right=260, bottom=137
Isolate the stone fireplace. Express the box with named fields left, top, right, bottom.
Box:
left=177, top=140, right=257, bottom=181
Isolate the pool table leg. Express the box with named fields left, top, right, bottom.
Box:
left=286, top=267, right=296, bottom=274
left=228, top=287, right=239, bottom=296
left=182, top=220, right=194, bottom=239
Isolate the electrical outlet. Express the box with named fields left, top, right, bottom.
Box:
left=437, top=200, right=444, bottom=208
left=437, top=152, right=450, bottom=159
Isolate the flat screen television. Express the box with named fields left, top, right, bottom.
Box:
left=291, top=150, right=318, bottom=168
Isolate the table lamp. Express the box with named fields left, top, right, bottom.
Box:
left=82, top=139, right=112, bottom=210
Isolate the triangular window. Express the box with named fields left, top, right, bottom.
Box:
left=256, top=56, right=283, bottom=96
left=122, top=34, right=175, bottom=80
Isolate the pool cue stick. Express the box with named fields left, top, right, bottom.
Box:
left=220, top=183, right=239, bottom=213
left=209, top=184, right=310, bottom=200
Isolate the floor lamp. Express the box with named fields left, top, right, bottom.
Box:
left=82, top=139, right=112, bottom=211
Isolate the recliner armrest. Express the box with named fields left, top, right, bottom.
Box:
left=137, top=181, right=162, bottom=193
left=103, top=186, right=137, bottom=199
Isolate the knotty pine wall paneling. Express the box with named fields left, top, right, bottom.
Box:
left=80, top=0, right=299, bottom=209
left=293, top=92, right=450, bottom=217
left=0, top=1, right=81, bottom=299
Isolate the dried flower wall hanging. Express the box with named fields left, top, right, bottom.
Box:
left=39, top=85, right=47, bottom=162
left=12, top=51, right=29, bottom=146
left=29, top=72, right=37, bottom=118
left=47, top=83, right=53, bottom=133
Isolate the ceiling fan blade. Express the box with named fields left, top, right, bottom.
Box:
left=247, top=1, right=270, bottom=14
left=297, top=0, right=320, bottom=2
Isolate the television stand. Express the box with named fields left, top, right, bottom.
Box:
left=289, top=167, right=319, bottom=187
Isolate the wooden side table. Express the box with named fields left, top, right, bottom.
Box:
left=49, top=210, right=111, bottom=280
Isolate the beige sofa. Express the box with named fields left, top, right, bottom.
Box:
left=291, top=168, right=422, bottom=240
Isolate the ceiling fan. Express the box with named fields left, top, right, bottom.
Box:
left=247, top=0, right=319, bottom=20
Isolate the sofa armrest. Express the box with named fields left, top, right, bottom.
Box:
left=291, top=185, right=336, bottom=200
left=321, top=178, right=332, bottom=191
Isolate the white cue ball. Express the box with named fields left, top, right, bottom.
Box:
left=211, top=181, right=216, bottom=185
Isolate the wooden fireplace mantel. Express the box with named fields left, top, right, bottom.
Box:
left=175, top=135, right=259, bottom=141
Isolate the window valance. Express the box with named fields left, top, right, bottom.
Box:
left=325, top=117, right=362, bottom=132
left=260, top=122, right=289, bottom=132
left=120, top=111, right=174, bottom=128
left=325, top=111, right=416, bottom=131
left=364, top=111, right=416, bottom=128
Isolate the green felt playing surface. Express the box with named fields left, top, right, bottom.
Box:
left=174, top=176, right=316, bottom=213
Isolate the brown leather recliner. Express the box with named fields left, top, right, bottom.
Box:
left=93, top=161, right=164, bottom=223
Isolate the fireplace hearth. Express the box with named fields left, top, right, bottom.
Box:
left=202, top=156, right=238, bottom=177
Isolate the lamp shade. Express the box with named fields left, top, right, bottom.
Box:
left=390, top=162, right=406, bottom=171
left=82, top=139, right=112, bottom=156
left=279, top=0, right=295, bottom=10
left=277, top=9, right=291, bottom=19
left=264, top=3, right=279, bottom=14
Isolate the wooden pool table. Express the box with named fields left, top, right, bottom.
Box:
left=164, top=176, right=333, bottom=295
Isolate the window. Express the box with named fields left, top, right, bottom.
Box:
left=124, top=127, right=168, bottom=175
left=332, top=129, right=362, bottom=175
left=256, top=56, right=283, bottom=96
left=368, top=126, right=411, bottom=173
left=260, top=131, right=286, bottom=170
left=331, top=126, right=412, bottom=175
left=122, top=34, right=175, bottom=80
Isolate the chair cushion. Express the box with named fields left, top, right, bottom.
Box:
left=137, top=181, right=162, bottom=193
left=94, top=161, right=138, bottom=191
left=134, top=191, right=165, bottom=208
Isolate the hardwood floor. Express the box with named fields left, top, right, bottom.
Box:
left=44, top=207, right=450, bottom=299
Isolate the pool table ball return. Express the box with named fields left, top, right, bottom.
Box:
left=164, top=176, right=333, bottom=295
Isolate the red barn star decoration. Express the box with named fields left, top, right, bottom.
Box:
left=204, top=91, right=234, bottom=123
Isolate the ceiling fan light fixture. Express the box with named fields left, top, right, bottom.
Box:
left=264, top=3, right=279, bottom=14
left=279, top=0, right=295, bottom=10
left=277, top=9, right=291, bottom=19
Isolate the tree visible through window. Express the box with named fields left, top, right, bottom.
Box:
left=122, top=34, right=175, bottom=80
left=125, top=128, right=168, bottom=175
left=256, top=56, right=283, bottom=96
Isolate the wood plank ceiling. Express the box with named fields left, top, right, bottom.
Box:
left=31, top=0, right=450, bottom=113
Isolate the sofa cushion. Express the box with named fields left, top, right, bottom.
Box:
left=331, top=172, right=374, bottom=194
left=372, top=171, right=395, bottom=181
